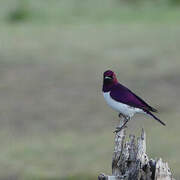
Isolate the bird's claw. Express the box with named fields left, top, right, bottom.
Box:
left=113, top=125, right=127, bottom=133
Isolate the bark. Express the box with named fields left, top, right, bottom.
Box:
left=98, top=117, right=175, bottom=180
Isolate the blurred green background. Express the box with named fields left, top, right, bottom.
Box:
left=0, top=0, right=180, bottom=179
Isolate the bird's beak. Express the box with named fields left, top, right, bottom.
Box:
left=104, top=76, right=112, bottom=80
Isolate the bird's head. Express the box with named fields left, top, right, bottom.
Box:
left=103, top=70, right=118, bottom=84
left=103, top=70, right=118, bottom=92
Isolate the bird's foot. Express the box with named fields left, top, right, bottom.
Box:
left=113, top=125, right=127, bottom=133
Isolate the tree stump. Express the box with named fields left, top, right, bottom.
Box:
left=98, top=117, right=175, bottom=180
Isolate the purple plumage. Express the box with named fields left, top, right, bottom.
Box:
left=102, top=70, right=165, bottom=126
left=110, top=83, right=157, bottom=112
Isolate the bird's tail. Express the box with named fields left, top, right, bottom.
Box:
left=145, top=110, right=166, bottom=126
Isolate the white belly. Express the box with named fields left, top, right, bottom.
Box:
left=103, top=92, right=143, bottom=117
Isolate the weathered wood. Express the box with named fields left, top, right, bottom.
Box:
left=98, top=117, right=175, bottom=180
left=155, top=158, right=175, bottom=180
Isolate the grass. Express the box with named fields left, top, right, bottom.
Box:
left=1, top=0, right=180, bottom=24
left=0, top=0, right=180, bottom=179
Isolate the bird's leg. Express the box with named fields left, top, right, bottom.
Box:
left=118, top=113, right=124, bottom=118
left=114, top=116, right=130, bottom=133
left=118, top=113, right=128, bottom=119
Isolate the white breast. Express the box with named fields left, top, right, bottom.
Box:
left=103, top=92, right=143, bottom=117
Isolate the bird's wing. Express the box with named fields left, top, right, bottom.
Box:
left=110, top=84, right=157, bottom=112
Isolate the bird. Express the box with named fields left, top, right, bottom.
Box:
left=102, top=70, right=166, bottom=132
